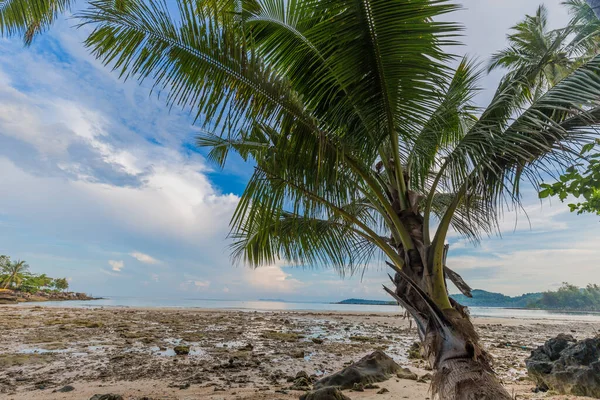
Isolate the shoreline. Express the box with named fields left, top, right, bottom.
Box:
left=1, top=306, right=596, bottom=399
left=7, top=299, right=600, bottom=322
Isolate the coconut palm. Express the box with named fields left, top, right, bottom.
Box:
left=488, top=5, right=573, bottom=100
left=3, top=0, right=600, bottom=398
left=2, top=260, right=30, bottom=289
left=566, top=0, right=600, bottom=56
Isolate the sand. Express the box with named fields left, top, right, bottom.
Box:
left=0, top=305, right=598, bottom=400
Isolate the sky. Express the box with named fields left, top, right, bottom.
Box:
left=0, top=0, right=598, bottom=301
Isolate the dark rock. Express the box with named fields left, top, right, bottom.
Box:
left=407, top=342, right=422, bottom=359
left=296, top=371, right=311, bottom=381
left=312, top=338, right=324, bottom=345
left=90, top=395, right=124, bottom=400
left=290, top=377, right=312, bottom=391
left=314, top=350, right=401, bottom=390
left=56, top=385, right=75, bottom=392
left=291, top=349, right=305, bottom=358
left=396, top=367, right=418, bottom=381
left=173, top=345, right=190, bottom=355
left=351, top=382, right=364, bottom=391
left=299, top=387, right=352, bottom=400
left=377, top=388, right=389, bottom=394
left=526, top=334, right=600, bottom=398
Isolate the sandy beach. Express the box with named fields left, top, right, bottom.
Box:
left=0, top=305, right=598, bottom=400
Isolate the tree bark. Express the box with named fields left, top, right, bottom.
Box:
left=382, top=209, right=512, bottom=399
left=386, top=276, right=512, bottom=399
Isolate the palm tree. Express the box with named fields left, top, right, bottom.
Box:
left=3, top=0, right=600, bottom=398
left=2, top=260, right=30, bottom=289
left=566, top=0, right=600, bottom=56
left=488, top=5, right=573, bottom=100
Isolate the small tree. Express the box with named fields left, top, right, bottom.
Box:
left=53, top=278, right=69, bottom=292
left=2, top=260, right=29, bottom=289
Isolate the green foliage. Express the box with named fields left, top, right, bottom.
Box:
left=529, top=282, right=600, bottom=311
left=451, top=289, right=542, bottom=308
left=52, top=277, right=69, bottom=291
left=539, top=142, right=600, bottom=215
left=0, top=254, right=68, bottom=292
left=0, top=0, right=75, bottom=45
left=1, top=259, right=29, bottom=289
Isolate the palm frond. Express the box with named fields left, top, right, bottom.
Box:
left=0, top=0, right=74, bottom=45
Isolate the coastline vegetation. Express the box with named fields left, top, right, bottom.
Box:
left=0, top=255, right=69, bottom=294
left=528, top=282, right=600, bottom=311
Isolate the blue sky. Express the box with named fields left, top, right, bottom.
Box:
left=0, top=0, right=598, bottom=301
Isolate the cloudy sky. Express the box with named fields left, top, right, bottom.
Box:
left=0, top=0, right=598, bottom=301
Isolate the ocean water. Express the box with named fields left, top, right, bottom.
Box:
left=15, top=296, right=600, bottom=322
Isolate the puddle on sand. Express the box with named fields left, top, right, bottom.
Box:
left=148, top=346, right=206, bottom=357
left=19, top=348, right=71, bottom=354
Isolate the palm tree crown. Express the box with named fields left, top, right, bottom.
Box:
left=2, top=260, right=30, bottom=289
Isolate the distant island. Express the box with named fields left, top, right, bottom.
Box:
left=336, top=298, right=396, bottom=306
left=336, top=291, right=543, bottom=307
left=338, top=283, right=600, bottom=312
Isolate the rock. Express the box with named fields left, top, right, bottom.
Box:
left=0, top=289, right=17, bottom=304
left=291, top=349, right=305, bottom=358
left=407, top=342, right=422, bottom=359
left=526, top=334, right=600, bottom=398
left=89, top=395, right=124, bottom=400
left=351, top=382, right=364, bottom=391
left=173, top=345, right=190, bottom=355
left=314, top=350, right=401, bottom=390
left=299, top=387, right=352, bottom=400
left=417, top=373, right=432, bottom=383
left=290, top=377, right=312, bottom=391
left=296, top=371, right=311, bottom=381
left=396, top=367, right=418, bottom=381
left=56, top=385, right=75, bottom=392
left=377, top=388, right=389, bottom=394
left=312, top=338, right=324, bottom=345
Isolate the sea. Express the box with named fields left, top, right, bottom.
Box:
left=15, top=296, right=600, bottom=322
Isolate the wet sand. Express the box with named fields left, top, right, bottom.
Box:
left=0, top=305, right=598, bottom=399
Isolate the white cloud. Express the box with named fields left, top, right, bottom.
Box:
left=194, top=280, right=210, bottom=288
left=243, top=263, right=305, bottom=294
left=130, top=251, right=160, bottom=265
left=151, top=273, right=159, bottom=282
left=108, top=260, right=124, bottom=272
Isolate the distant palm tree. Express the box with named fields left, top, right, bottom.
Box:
left=567, top=0, right=600, bottom=55
left=2, top=260, right=30, bottom=289
left=488, top=6, right=573, bottom=99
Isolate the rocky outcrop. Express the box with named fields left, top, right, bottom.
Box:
left=314, top=350, right=401, bottom=390
left=15, top=291, right=96, bottom=302
left=0, top=289, right=17, bottom=304
left=526, top=334, right=600, bottom=397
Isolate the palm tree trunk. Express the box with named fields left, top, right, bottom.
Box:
left=383, top=214, right=512, bottom=399
left=387, top=279, right=512, bottom=399
left=434, top=358, right=513, bottom=400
